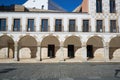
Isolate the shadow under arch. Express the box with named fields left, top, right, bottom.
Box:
left=18, top=35, right=37, bottom=58
left=64, top=36, right=81, bottom=58
left=109, top=37, right=120, bottom=59
left=41, top=35, right=60, bottom=58
left=0, top=35, right=14, bottom=58
left=87, top=36, right=103, bottom=59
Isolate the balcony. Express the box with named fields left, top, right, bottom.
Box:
left=55, top=26, right=63, bottom=32
left=41, top=25, right=50, bottom=32
left=82, top=26, right=91, bottom=32
left=96, top=26, right=103, bottom=33
left=27, top=25, right=36, bottom=32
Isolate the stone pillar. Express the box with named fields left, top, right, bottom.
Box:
left=63, top=18, right=68, bottom=32
left=14, top=42, right=19, bottom=61
left=91, top=18, right=95, bottom=32
left=50, top=17, right=54, bottom=32
left=77, top=18, right=82, bottom=32
left=36, top=46, right=40, bottom=60
left=104, top=42, right=110, bottom=62
left=119, top=16, right=120, bottom=33
left=8, top=17, right=12, bottom=32
left=40, top=46, right=42, bottom=61
left=105, top=17, right=109, bottom=32
left=22, top=17, right=26, bottom=32
left=60, top=42, right=65, bottom=61
left=36, top=17, right=40, bottom=32
left=36, top=42, right=42, bottom=61
left=81, top=43, right=87, bottom=62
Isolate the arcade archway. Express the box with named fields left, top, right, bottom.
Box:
left=87, top=36, right=104, bottom=60
left=18, top=35, right=37, bottom=59
left=0, top=35, right=14, bottom=59
left=109, top=37, right=120, bottom=60
left=41, top=36, right=60, bottom=59
left=64, top=36, right=82, bottom=59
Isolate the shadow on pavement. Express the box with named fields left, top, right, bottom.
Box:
left=115, top=69, right=120, bottom=78
left=0, top=68, right=16, bottom=74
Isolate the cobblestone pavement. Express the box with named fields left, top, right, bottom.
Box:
left=0, top=63, right=120, bottom=80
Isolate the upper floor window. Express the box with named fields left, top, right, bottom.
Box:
left=69, top=19, right=76, bottom=32
left=96, top=0, right=102, bottom=13
left=110, top=0, right=116, bottom=13
left=110, top=20, right=117, bottom=33
left=41, top=19, right=48, bottom=32
left=0, top=19, right=6, bottom=31
left=55, top=19, right=62, bottom=32
left=27, top=19, right=35, bottom=32
left=96, top=20, right=103, bottom=32
left=83, top=20, right=89, bottom=32
left=13, top=19, right=20, bottom=31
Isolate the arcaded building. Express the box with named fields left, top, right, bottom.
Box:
left=0, top=0, right=120, bottom=62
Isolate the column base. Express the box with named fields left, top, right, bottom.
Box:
left=105, top=58, right=110, bottom=62
left=14, top=58, right=20, bottom=61
left=59, top=59, right=65, bottom=62
left=40, top=58, right=42, bottom=61
left=82, top=58, right=87, bottom=62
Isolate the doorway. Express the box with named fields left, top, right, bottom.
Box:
left=68, top=45, right=74, bottom=58
left=87, top=45, right=94, bottom=58
left=48, top=45, right=55, bottom=58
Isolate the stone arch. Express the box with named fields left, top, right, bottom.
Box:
left=0, top=35, right=14, bottom=58
left=87, top=36, right=104, bottom=60
left=64, top=36, right=82, bottom=58
left=18, top=35, right=37, bottom=59
left=109, top=36, right=120, bottom=60
left=41, top=35, right=60, bottom=59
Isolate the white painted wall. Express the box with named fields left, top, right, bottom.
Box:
left=23, top=0, right=48, bottom=10
left=0, top=0, right=120, bottom=61
left=23, top=0, right=65, bottom=11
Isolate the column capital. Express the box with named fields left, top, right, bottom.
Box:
left=104, top=42, right=109, bottom=47
left=37, top=42, right=41, bottom=46
left=81, top=42, right=87, bottom=47
left=14, top=41, right=18, bottom=46
left=59, top=36, right=65, bottom=43
left=60, top=41, right=64, bottom=47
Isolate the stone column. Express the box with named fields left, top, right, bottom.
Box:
left=14, top=42, right=19, bottom=61
left=36, top=42, right=42, bottom=61
left=60, top=42, right=65, bottom=61
left=36, top=46, right=40, bottom=60
left=39, top=46, right=42, bottom=61
left=81, top=43, right=87, bottom=62
left=104, top=42, right=110, bottom=62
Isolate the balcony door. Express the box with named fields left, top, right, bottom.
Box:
left=68, top=45, right=74, bottom=58
left=48, top=45, right=55, bottom=58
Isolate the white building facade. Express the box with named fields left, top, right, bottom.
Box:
left=0, top=0, right=120, bottom=62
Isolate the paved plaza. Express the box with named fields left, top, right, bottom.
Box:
left=0, top=63, right=120, bottom=80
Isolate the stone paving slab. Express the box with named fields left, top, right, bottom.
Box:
left=0, top=63, right=120, bottom=80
